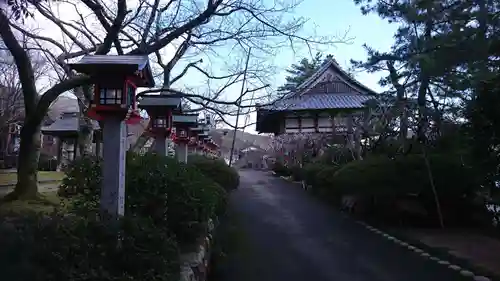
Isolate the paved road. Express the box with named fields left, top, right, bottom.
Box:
left=214, top=170, right=469, bottom=281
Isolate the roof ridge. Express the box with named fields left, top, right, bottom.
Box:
left=294, top=58, right=376, bottom=96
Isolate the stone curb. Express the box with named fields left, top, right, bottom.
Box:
left=277, top=174, right=493, bottom=280
left=355, top=220, right=492, bottom=281
left=279, top=175, right=302, bottom=184
left=179, top=217, right=219, bottom=281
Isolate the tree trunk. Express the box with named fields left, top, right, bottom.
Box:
left=386, top=61, right=409, bottom=146
left=76, top=87, right=94, bottom=156
left=56, top=137, right=63, bottom=171
left=78, top=116, right=94, bottom=156
left=8, top=124, right=41, bottom=200
left=131, top=131, right=151, bottom=152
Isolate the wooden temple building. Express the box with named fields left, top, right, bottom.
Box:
left=41, top=112, right=100, bottom=166
left=256, top=57, right=378, bottom=156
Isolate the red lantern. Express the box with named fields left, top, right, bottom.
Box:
left=138, top=95, right=181, bottom=138
left=173, top=127, right=190, bottom=144
left=147, top=111, right=173, bottom=137
left=68, top=55, right=154, bottom=124
left=188, top=136, right=198, bottom=147
left=172, top=114, right=198, bottom=145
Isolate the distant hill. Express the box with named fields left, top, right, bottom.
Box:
left=210, top=129, right=271, bottom=156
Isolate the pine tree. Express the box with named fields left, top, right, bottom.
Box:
left=278, top=52, right=324, bottom=94
left=353, top=0, right=500, bottom=191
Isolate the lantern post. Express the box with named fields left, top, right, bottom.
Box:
left=205, top=140, right=218, bottom=158
left=172, top=114, right=198, bottom=163
left=188, top=125, right=203, bottom=155
left=137, top=93, right=181, bottom=155
left=68, top=55, right=153, bottom=219
left=198, top=131, right=210, bottom=156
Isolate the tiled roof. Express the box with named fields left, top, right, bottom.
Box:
left=41, top=112, right=99, bottom=134
left=69, top=55, right=155, bottom=87
left=74, top=55, right=150, bottom=70
left=295, top=58, right=377, bottom=95
left=262, top=93, right=374, bottom=111
left=172, top=114, right=198, bottom=124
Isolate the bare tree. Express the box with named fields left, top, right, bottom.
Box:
left=0, top=56, right=24, bottom=155
left=0, top=42, right=49, bottom=158
left=0, top=0, right=346, bottom=199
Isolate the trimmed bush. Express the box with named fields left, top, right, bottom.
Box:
left=302, top=163, right=329, bottom=187
left=271, top=161, right=291, bottom=177
left=0, top=212, right=180, bottom=281
left=289, top=164, right=303, bottom=181
left=59, top=152, right=227, bottom=246
left=188, top=154, right=240, bottom=192
left=58, top=156, right=101, bottom=198
left=329, top=154, right=488, bottom=226
left=312, top=165, right=344, bottom=203
left=332, top=154, right=478, bottom=196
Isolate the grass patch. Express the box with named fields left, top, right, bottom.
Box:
left=0, top=171, right=64, bottom=186
left=0, top=191, right=67, bottom=215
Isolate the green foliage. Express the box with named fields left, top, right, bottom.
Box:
left=467, top=75, right=500, bottom=193
left=0, top=212, right=180, bottom=281
left=311, top=165, right=344, bottom=203
left=289, top=164, right=303, bottom=181
left=328, top=154, right=487, bottom=226
left=333, top=154, right=478, bottom=197
left=271, top=161, right=290, bottom=177
left=278, top=52, right=324, bottom=93
left=302, top=163, right=329, bottom=187
left=59, top=153, right=227, bottom=246
left=188, top=154, right=240, bottom=192
left=58, top=156, right=101, bottom=198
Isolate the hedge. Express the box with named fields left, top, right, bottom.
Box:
left=302, top=163, right=330, bottom=188
left=271, top=161, right=291, bottom=177
left=0, top=213, right=180, bottom=281
left=318, top=154, right=490, bottom=226
left=0, top=152, right=232, bottom=280
left=59, top=152, right=227, bottom=246
left=188, top=154, right=240, bottom=192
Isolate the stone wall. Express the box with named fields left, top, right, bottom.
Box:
left=179, top=218, right=217, bottom=281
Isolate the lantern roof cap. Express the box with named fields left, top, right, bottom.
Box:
left=138, top=94, right=182, bottom=108
left=68, top=55, right=155, bottom=87
left=138, top=89, right=186, bottom=98
left=190, top=124, right=208, bottom=131
left=172, top=114, right=198, bottom=124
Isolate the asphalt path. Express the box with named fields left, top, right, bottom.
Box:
left=214, top=169, right=468, bottom=281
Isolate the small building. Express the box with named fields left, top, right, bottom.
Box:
left=40, top=97, right=148, bottom=168
left=256, top=58, right=378, bottom=156
left=235, top=146, right=268, bottom=169
left=41, top=112, right=101, bottom=165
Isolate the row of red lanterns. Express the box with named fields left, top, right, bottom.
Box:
left=80, top=70, right=218, bottom=153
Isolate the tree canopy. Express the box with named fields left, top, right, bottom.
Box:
left=278, top=52, right=325, bottom=94
left=351, top=0, right=500, bottom=190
